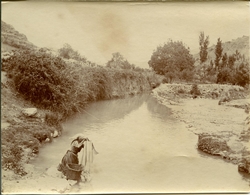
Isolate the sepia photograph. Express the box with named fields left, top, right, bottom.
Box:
left=1, top=1, right=250, bottom=194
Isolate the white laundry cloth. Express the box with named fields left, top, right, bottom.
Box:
left=80, top=140, right=98, bottom=172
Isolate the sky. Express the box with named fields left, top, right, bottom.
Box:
left=2, top=1, right=250, bottom=68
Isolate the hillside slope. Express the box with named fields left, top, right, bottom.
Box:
left=1, top=20, right=36, bottom=51
left=194, top=35, right=249, bottom=63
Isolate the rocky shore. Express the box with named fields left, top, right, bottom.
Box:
left=152, top=83, right=250, bottom=175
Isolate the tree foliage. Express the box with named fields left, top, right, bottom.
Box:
left=234, top=62, right=250, bottom=87
left=106, top=52, right=135, bottom=70
left=199, top=32, right=209, bottom=63
left=58, top=43, right=86, bottom=62
left=216, top=49, right=250, bottom=87
left=221, top=52, right=228, bottom=68
left=148, top=40, right=195, bottom=82
left=2, top=48, right=163, bottom=118
left=3, top=49, right=79, bottom=112
left=214, top=38, right=223, bottom=70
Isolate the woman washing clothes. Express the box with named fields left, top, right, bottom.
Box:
left=57, top=134, right=89, bottom=182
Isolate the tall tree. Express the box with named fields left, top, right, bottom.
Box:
left=106, top=52, right=125, bottom=68
left=199, top=32, right=210, bottom=63
left=106, top=52, right=134, bottom=69
left=235, top=61, right=250, bottom=87
left=148, top=40, right=195, bottom=81
left=214, top=38, right=223, bottom=70
left=234, top=50, right=241, bottom=61
left=58, top=43, right=86, bottom=62
left=228, top=55, right=236, bottom=70
left=221, top=52, right=228, bottom=68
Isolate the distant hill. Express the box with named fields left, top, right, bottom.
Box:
left=1, top=20, right=37, bottom=51
left=194, top=35, right=249, bottom=64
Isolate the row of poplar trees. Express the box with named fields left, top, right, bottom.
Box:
left=199, top=32, right=249, bottom=87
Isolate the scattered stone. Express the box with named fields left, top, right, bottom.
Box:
left=218, top=96, right=230, bottom=105
left=239, top=116, right=250, bottom=141
left=22, top=108, right=37, bottom=117
left=1, top=122, right=10, bottom=129
left=168, top=100, right=178, bottom=105
left=53, top=130, right=59, bottom=138
left=238, top=156, right=250, bottom=174
left=153, top=83, right=245, bottom=101
left=153, top=83, right=249, bottom=175
left=222, top=99, right=250, bottom=111
left=197, top=134, right=230, bottom=155
left=227, top=140, right=245, bottom=154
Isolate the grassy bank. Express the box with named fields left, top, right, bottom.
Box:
left=1, top=48, right=163, bottom=175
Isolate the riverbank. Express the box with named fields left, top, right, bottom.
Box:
left=1, top=49, right=163, bottom=175
left=2, top=86, right=250, bottom=193
left=1, top=65, right=162, bottom=193
left=152, top=83, right=250, bottom=175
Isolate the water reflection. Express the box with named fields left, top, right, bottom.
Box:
left=67, top=94, right=147, bottom=124
left=32, top=94, right=250, bottom=193
left=146, top=94, right=173, bottom=121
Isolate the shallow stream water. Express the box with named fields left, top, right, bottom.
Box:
left=32, top=94, right=249, bottom=193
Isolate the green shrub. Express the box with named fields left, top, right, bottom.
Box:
left=45, top=111, right=60, bottom=126
left=178, top=88, right=185, bottom=94
left=190, top=84, right=201, bottom=96
left=162, top=77, right=168, bottom=84
left=146, top=71, right=162, bottom=88
left=3, top=49, right=89, bottom=118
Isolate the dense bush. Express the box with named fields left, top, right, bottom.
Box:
left=177, top=88, right=185, bottom=94
left=3, top=48, right=160, bottom=120
left=148, top=40, right=195, bottom=76
left=106, top=52, right=135, bottom=70
left=190, top=84, right=201, bottom=96
left=145, top=71, right=163, bottom=88
left=58, top=43, right=87, bottom=62
left=216, top=62, right=249, bottom=87
left=3, top=49, right=82, bottom=118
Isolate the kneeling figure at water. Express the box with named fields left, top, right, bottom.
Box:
left=58, top=135, right=88, bottom=182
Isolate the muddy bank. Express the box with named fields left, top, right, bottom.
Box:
left=2, top=164, right=93, bottom=194
left=152, top=83, right=250, bottom=174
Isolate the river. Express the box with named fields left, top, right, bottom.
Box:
left=32, top=94, right=249, bottom=193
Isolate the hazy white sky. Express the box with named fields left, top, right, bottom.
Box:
left=2, top=1, right=250, bottom=68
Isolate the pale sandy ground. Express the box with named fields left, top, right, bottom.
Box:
left=2, top=164, right=93, bottom=194
left=152, top=84, right=250, bottom=165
